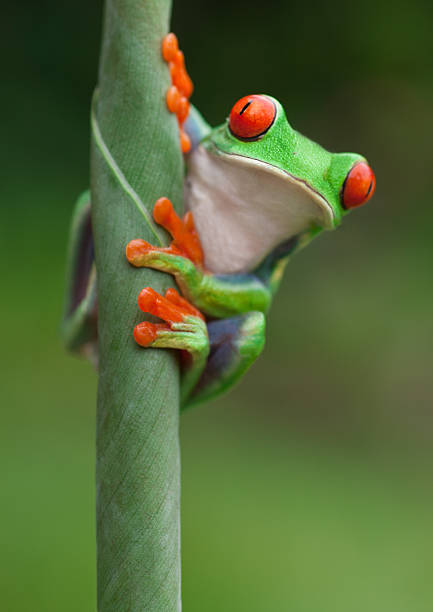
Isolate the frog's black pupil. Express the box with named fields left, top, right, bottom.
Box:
left=366, top=180, right=373, bottom=198
left=239, top=101, right=252, bottom=115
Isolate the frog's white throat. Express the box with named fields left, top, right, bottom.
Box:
left=185, top=145, right=334, bottom=275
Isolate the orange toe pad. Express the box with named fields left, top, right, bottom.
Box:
left=134, top=322, right=171, bottom=347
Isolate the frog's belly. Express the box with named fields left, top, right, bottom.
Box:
left=185, top=146, right=331, bottom=275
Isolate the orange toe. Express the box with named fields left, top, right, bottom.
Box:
left=166, top=85, right=181, bottom=113
left=164, top=287, right=185, bottom=306
left=138, top=287, right=186, bottom=324
left=126, top=239, right=154, bottom=265
left=183, top=211, right=194, bottom=232
left=134, top=322, right=171, bottom=347
left=138, top=287, right=204, bottom=324
left=134, top=321, right=158, bottom=346
left=162, top=33, right=179, bottom=63
left=180, top=129, right=191, bottom=153
left=153, top=197, right=182, bottom=234
left=173, top=69, right=193, bottom=99
left=165, top=288, right=205, bottom=321
left=138, top=287, right=158, bottom=313
left=177, top=96, right=189, bottom=123
left=126, top=235, right=184, bottom=267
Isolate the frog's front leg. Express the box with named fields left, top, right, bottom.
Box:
left=126, top=198, right=271, bottom=318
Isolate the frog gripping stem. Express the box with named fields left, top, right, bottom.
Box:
left=127, top=199, right=206, bottom=356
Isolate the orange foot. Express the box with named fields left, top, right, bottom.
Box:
left=126, top=196, right=204, bottom=267
left=162, top=33, right=194, bottom=153
left=134, top=287, right=204, bottom=347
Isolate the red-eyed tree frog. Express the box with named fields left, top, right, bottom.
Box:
left=62, top=33, right=375, bottom=409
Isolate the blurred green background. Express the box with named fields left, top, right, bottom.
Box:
left=2, top=1, right=433, bottom=610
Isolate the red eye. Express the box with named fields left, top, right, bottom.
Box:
left=342, top=162, right=376, bottom=209
left=229, top=95, right=276, bottom=140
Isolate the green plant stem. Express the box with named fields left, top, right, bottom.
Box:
left=91, top=1, right=184, bottom=609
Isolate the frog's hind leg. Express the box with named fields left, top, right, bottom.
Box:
left=61, top=190, right=98, bottom=365
left=186, top=311, right=266, bottom=409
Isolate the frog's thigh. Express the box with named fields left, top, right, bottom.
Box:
left=61, top=191, right=98, bottom=364
left=186, top=311, right=265, bottom=408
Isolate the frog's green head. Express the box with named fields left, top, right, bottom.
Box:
left=201, top=94, right=375, bottom=243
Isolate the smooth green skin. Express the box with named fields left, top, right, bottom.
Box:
left=64, top=97, right=371, bottom=408
left=127, top=97, right=371, bottom=407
